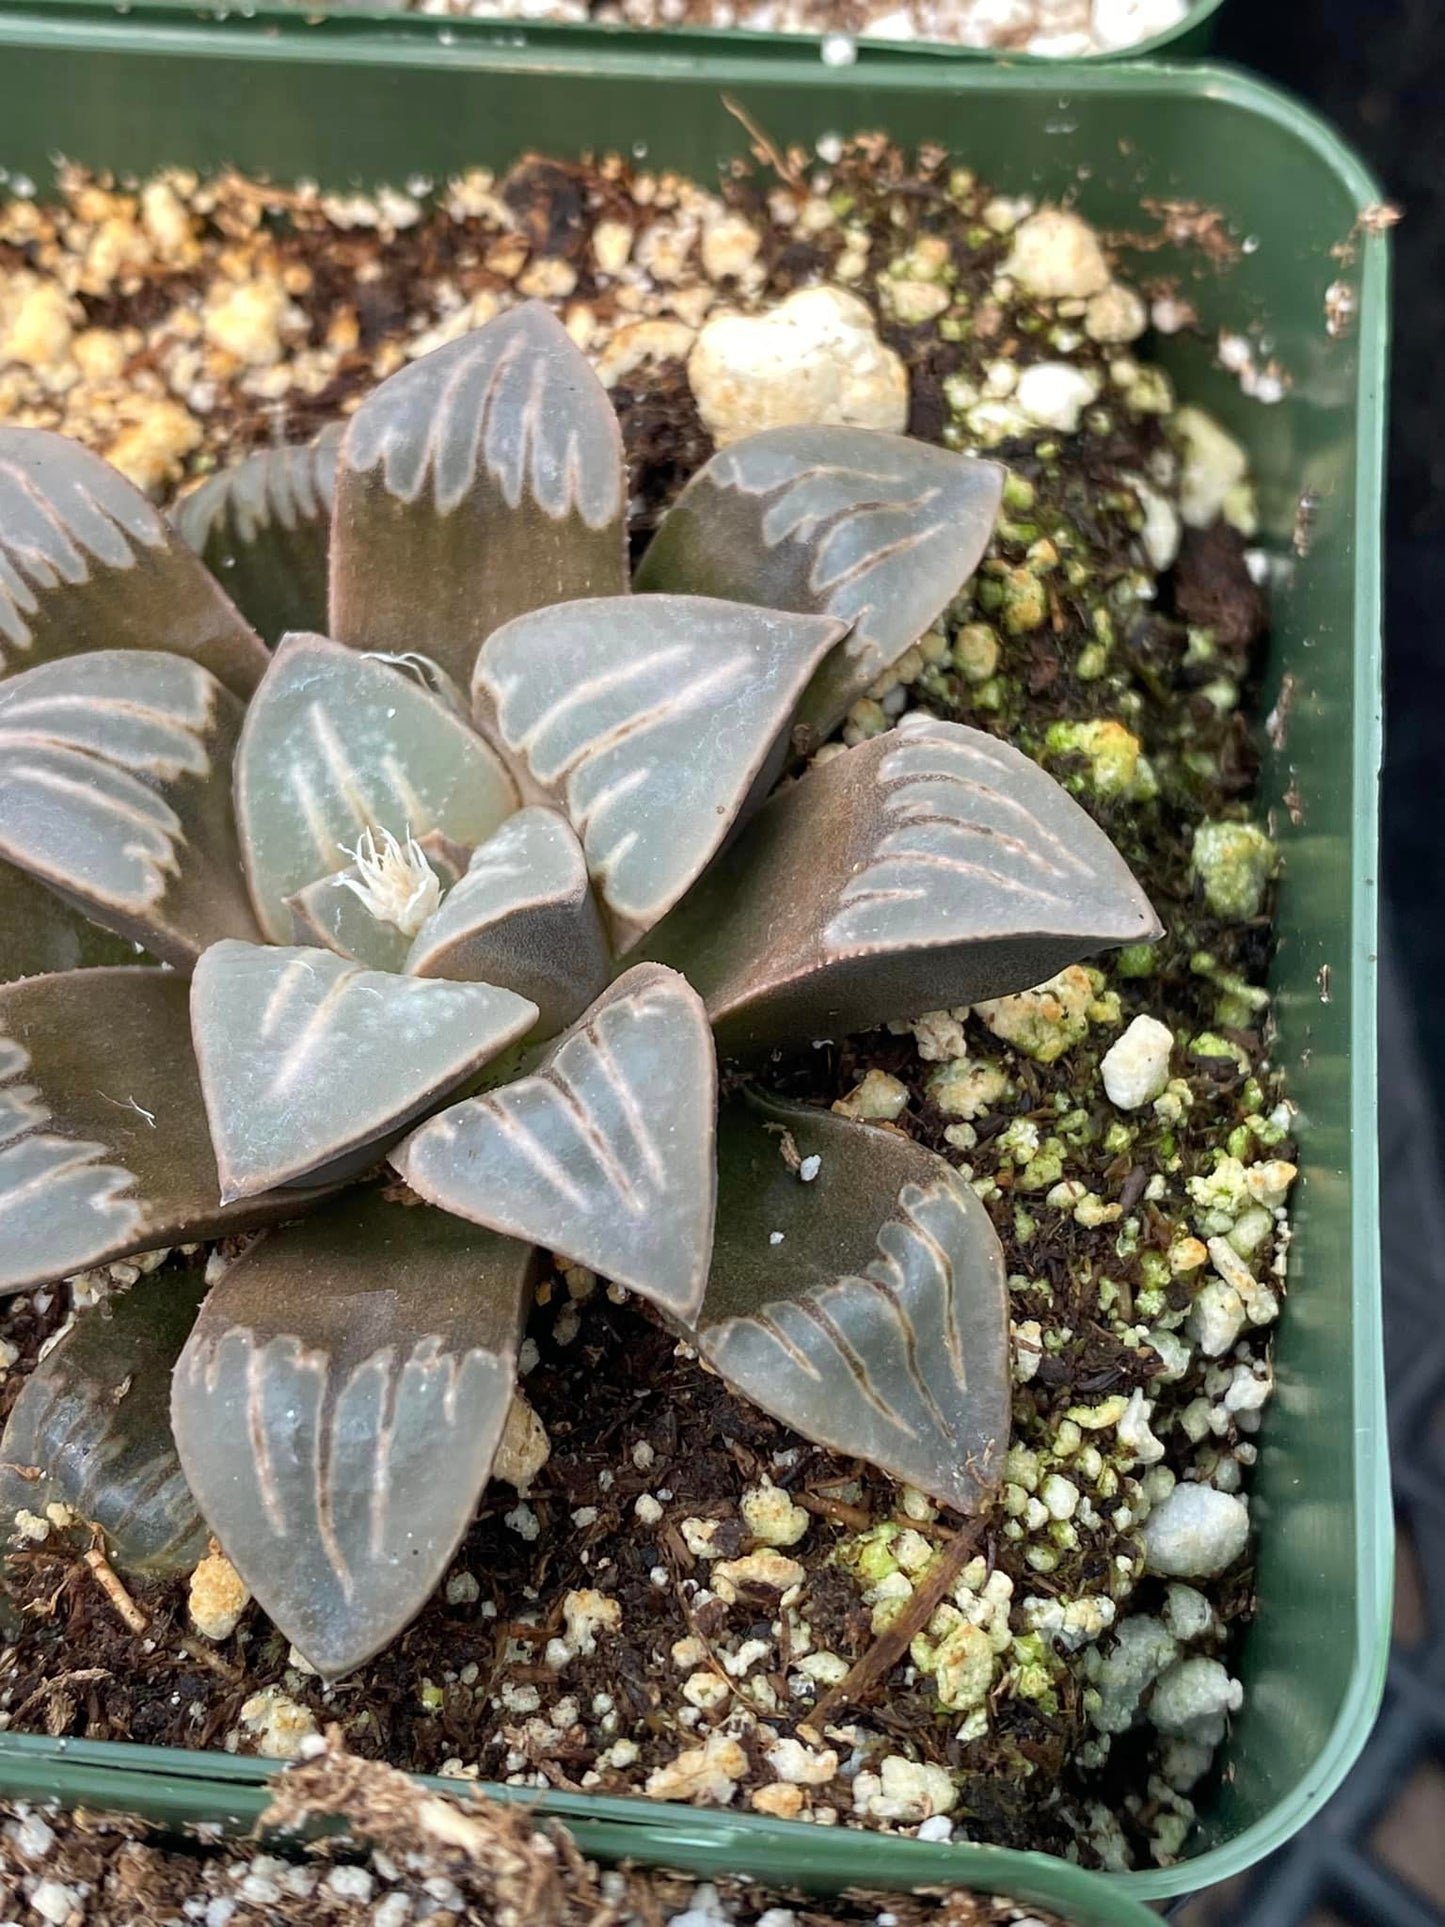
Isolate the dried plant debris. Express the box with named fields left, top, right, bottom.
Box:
left=0, top=1742, right=1085, bottom=1926
left=0, top=142, right=1286, bottom=1875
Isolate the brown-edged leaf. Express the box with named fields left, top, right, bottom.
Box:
left=191, top=941, right=538, bottom=1201
left=0, top=968, right=329, bottom=1297
left=406, top=806, right=610, bottom=1037
left=473, top=595, right=844, bottom=949
left=172, top=1189, right=532, bottom=1676
left=643, top=713, right=1162, bottom=1052
left=699, top=1093, right=1009, bottom=1513
left=0, top=426, right=267, bottom=696
left=394, top=964, right=716, bottom=1323
left=634, top=425, right=1004, bottom=735
left=0, top=860, right=136, bottom=986
left=173, top=430, right=340, bottom=646
left=0, top=1256, right=209, bottom=1574
left=0, top=650, right=263, bottom=970
left=330, top=304, right=628, bottom=690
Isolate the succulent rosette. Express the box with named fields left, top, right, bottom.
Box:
left=0, top=302, right=1158, bottom=1675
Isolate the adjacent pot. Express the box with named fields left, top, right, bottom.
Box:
left=0, top=22, right=1390, bottom=1915
left=0, top=0, right=1226, bottom=61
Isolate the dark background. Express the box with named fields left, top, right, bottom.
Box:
left=1213, top=0, right=1444, bottom=1072
left=1179, top=5, right=1445, bottom=1920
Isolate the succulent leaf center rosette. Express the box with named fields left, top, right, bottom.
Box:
left=0, top=302, right=1160, bottom=1677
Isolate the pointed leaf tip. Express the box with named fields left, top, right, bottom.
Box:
left=645, top=713, right=1162, bottom=1051
left=700, top=1095, right=1009, bottom=1513
left=331, top=305, right=628, bottom=688
left=395, top=963, right=717, bottom=1322
left=635, top=424, right=1005, bottom=734
left=0, top=425, right=268, bottom=697
left=191, top=940, right=539, bottom=1201
left=473, top=594, right=846, bottom=948
left=172, top=1190, right=531, bottom=1677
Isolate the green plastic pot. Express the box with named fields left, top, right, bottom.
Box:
left=0, top=0, right=1225, bottom=62
left=0, top=23, right=1389, bottom=1918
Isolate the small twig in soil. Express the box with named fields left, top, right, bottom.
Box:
left=83, top=1541, right=148, bottom=1635
left=720, top=96, right=803, bottom=188
left=798, top=1490, right=873, bottom=1532
left=802, top=1513, right=990, bottom=1736
left=887, top=1508, right=954, bottom=1544
left=174, top=1635, right=243, bottom=1682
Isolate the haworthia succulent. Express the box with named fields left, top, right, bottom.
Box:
left=0, top=302, right=1180, bottom=1673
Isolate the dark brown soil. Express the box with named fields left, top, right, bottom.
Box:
left=0, top=141, right=1282, bottom=1874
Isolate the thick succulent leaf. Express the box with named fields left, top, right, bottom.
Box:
left=0, top=426, right=268, bottom=697
left=0, top=1257, right=209, bottom=1575
left=406, top=806, right=610, bottom=1036
left=191, top=940, right=539, bottom=1202
left=285, top=868, right=414, bottom=973
left=0, top=968, right=328, bottom=1297
left=172, top=1188, right=532, bottom=1677
left=394, top=963, right=715, bottom=1322
left=173, top=430, right=340, bottom=646
left=286, top=831, right=468, bottom=971
left=699, top=1093, right=1008, bottom=1514
left=0, top=861, right=136, bottom=986
left=0, top=650, right=263, bottom=971
left=330, top=304, right=628, bottom=689
left=473, top=596, right=846, bottom=948
left=644, top=713, right=1163, bottom=1052
left=634, top=426, right=1005, bottom=735
left=234, top=632, right=517, bottom=942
